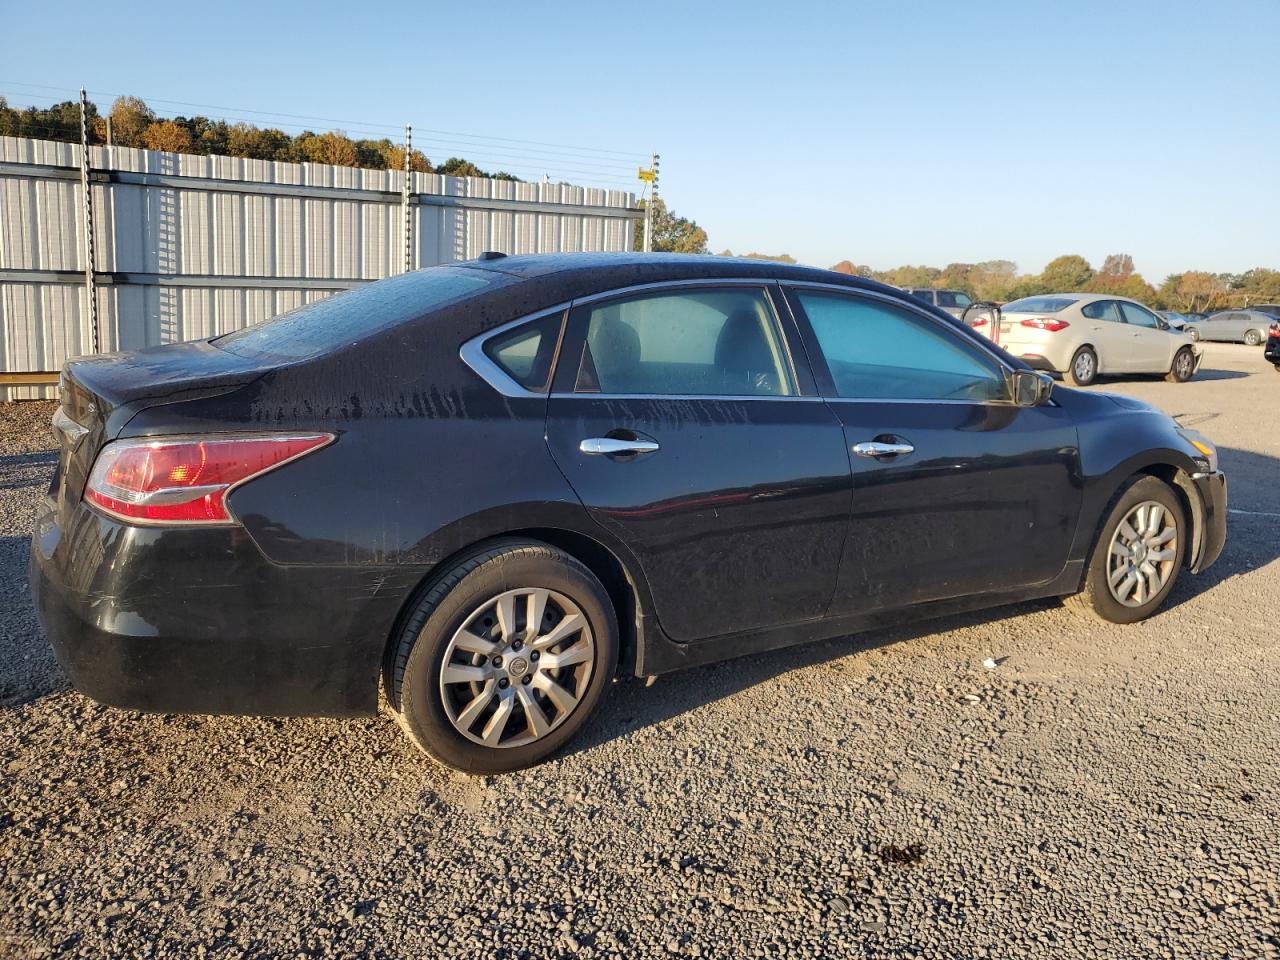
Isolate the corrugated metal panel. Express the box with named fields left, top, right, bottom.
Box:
left=0, top=135, right=639, bottom=398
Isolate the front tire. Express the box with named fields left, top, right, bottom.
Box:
left=1065, top=346, right=1098, bottom=386
left=1166, top=346, right=1195, bottom=383
left=1067, top=476, right=1186, bottom=624
left=1244, top=329, right=1262, bottom=346
left=388, top=539, right=619, bottom=773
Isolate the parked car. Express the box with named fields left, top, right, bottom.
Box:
left=1183, top=309, right=1273, bottom=345
left=904, top=287, right=973, bottom=318
left=31, top=254, right=1227, bottom=772
left=1265, top=319, right=1280, bottom=371
left=981, top=293, right=1200, bottom=386
left=1158, top=311, right=1190, bottom=331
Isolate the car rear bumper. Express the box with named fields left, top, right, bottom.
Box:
left=29, top=497, right=415, bottom=717
left=1264, top=338, right=1280, bottom=364
left=1190, top=470, right=1227, bottom=574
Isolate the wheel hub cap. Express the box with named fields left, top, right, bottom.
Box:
left=438, top=587, right=596, bottom=748
left=1106, top=501, right=1178, bottom=608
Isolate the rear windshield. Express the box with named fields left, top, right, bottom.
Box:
left=215, top=267, right=498, bottom=361
left=1002, top=296, right=1078, bottom=314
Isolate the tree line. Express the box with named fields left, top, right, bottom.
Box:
left=0, top=95, right=517, bottom=180
left=828, top=255, right=1280, bottom=312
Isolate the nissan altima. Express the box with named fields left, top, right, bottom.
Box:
left=31, top=254, right=1227, bottom=772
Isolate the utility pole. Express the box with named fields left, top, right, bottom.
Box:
left=402, top=124, right=413, bottom=273
left=78, top=88, right=99, bottom=354
left=639, top=152, right=659, bottom=252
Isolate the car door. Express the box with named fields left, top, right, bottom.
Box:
left=1117, top=301, right=1170, bottom=372
left=543, top=282, right=853, bottom=643
left=781, top=285, right=1082, bottom=614
left=1079, top=299, right=1130, bottom=371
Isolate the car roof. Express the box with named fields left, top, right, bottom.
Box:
left=456, top=252, right=894, bottom=297
left=1021, top=292, right=1149, bottom=306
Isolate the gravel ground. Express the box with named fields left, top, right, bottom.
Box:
left=1, top=343, right=1277, bottom=959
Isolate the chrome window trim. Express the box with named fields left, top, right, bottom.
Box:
left=459, top=303, right=571, bottom=398
left=549, top=392, right=824, bottom=402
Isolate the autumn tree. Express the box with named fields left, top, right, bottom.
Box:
left=1157, top=272, right=1226, bottom=313
left=108, top=96, right=156, bottom=148
left=141, top=120, right=193, bottom=154
left=1098, top=253, right=1134, bottom=280
left=227, top=123, right=294, bottom=161
left=297, top=131, right=358, bottom=167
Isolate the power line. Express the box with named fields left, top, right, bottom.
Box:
left=1, top=85, right=644, bottom=189
left=0, top=79, right=646, bottom=159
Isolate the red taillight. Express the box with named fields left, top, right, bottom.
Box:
left=969, top=318, right=988, bottom=328
left=1270, top=321, right=1280, bottom=337
left=85, top=434, right=332, bottom=524
left=1020, top=317, right=1070, bottom=332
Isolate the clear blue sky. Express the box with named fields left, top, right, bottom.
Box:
left=4, top=0, right=1277, bottom=281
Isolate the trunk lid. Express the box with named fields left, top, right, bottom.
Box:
left=51, top=339, right=274, bottom=521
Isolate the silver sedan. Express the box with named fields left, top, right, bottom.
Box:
left=1183, top=310, right=1273, bottom=345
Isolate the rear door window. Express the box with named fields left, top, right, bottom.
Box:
left=1081, top=300, right=1123, bottom=322
left=573, top=287, right=797, bottom=397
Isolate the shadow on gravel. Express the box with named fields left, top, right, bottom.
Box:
left=0, top=451, right=57, bottom=491
left=1186, top=368, right=1251, bottom=382
left=0, top=535, right=67, bottom=710
left=564, top=599, right=1055, bottom=759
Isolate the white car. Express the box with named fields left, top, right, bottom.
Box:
left=973, top=294, right=1201, bottom=386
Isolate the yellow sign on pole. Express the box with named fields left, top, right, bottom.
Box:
left=637, top=168, right=656, bottom=183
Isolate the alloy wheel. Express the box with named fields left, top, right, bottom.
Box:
left=439, top=587, right=595, bottom=748
left=1074, top=351, right=1095, bottom=383
left=1175, top=351, right=1193, bottom=379
left=1106, top=501, right=1178, bottom=607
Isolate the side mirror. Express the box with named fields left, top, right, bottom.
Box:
left=1011, top=369, right=1054, bottom=406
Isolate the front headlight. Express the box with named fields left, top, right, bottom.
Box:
left=1177, top=427, right=1217, bottom=473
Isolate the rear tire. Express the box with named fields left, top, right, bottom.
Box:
left=1244, top=329, right=1262, bottom=346
left=387, top=539, right=619, bottom=773
left=1064, top=346, right=1098, bottom=387
left=1066, top=476, right=1186, bottom=624
left=1166, top=346, right=1195, bottom=383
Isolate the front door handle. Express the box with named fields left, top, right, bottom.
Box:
left=580, top=437, right=660, bottom=456
left=852, top=440, right=914, bottom=459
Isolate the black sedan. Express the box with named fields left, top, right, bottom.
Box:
left=31, top=254, right=1228, bottom=772
left=1266, top=319, right=1280, bottom=371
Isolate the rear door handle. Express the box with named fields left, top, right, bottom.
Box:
left=852, top=440, right=914, bottom=459
left=580, top=437, right=660, bottom=456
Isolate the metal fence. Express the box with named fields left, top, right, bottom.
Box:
left=0, top=135, right=640, bottom=399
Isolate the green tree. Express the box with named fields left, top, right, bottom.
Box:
left=632, top=198, right=708, bottom=254
left=227, top=123, right=295, bottom=161
left=438, top=157, right=485, bottom=178
left=1038, top=254, right=1094, bottom=292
